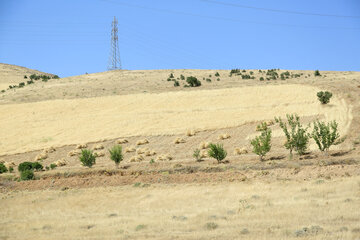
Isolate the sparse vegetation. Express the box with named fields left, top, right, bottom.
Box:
left=50, top=163, right=57, bottom=170
left=109, top=145, right=123, bottom=167
left=311, top=120, right=340, bottom=154
left=174, top=80, right=180, bottom=87
left=275, top=114, right=310, bottom=157
left=215, top=72, right=220, bottom=77
left=186, top=76, right=201, bottom=87
left=193, top=148, right=203, bottom=162
left=169, top=73, right=174, bottom=79
left=206, top=78, right=211, bottom=82
left=208, top=143, right=227, bottom=163
left=317, top=91, right=333, bottom=104
left=180, top=74, right=185, bottom=80
left=314, top=70, right=321, bottom=76
left=18, top=161, right=43, bottom=172
left=79, top=149, right=96, bottom=168
left=251, top=123, right=271, bottom=161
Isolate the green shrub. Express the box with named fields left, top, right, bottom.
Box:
left=209, top=74, right=212, bottom=77
left=208, top=143, right=227, bottom=163
left=180, top=74, right=185, bottom=80
left=50, top=163, right=57, bottom=170
left=169, top=73, right=174, bottom=78
left=52, top=75, right=60, bottom=79
left=217, top=78, right=220, bottom=81
left=193, top=149, right=203, bottom=162
left=275, top=114, right=310, bottom=157
left=250, top=71, right=254, bottom=75
left=79, top=149, right=96, bottom=168
left=167, top=78, right=172, bottom=81
left=24, top=75, right=28, bottom=79
left=19, top=82, right=25, bottom=88
left=9, top=166, right=14, bottom=173
left=18, top=162, right=43, bottom=172
left=206, top=78, right=211, bottom=82
left=260, top=77, right=264, bottom=81
left=20, top=170, right=34, bottom=181
left=251, top=123, right=271, bottom=161
left=215, top=72, right=220, bottom=77
left=18, top=162, right=33, bottom=172
left=314, top=70, right=321, bottom=76
left=186, top=76, right=201, bottom=87
left=230, top=69, right=241, bottom=76
left=241, top=74, right=251, bottom=79
left=0, top=163, right=8, bottom=174
left=311, top=120, right=340, bottom=154
left=174, top=80, right=180, bottom=87
left=1, top=90, right=5, bottom=93
left=109, top=145, right=123, bottom=167
left=27, top=80, right=34, bottom=85
left=317, top=91, right=332, bottom=104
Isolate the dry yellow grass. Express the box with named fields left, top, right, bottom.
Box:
left=0, top=84, right=352, bottom=155
left=1, top=176, right=359, bottom=239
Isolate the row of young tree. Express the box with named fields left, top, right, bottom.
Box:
left=251, top=114, right=342, bottom=161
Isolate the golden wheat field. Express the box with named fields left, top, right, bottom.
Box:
left=1, top=64, right=360, bottom=240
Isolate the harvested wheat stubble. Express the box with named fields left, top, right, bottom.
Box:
left=156, top=154, right=173, bottom=161
left=234, top=147, right=248, bottom=155
left=174, top=137, right=186, bottom=144
left=145, top=150, right=156, bottom=156
left=34, top=152, right=48, bottom=161
left=94, top=150, right=106, bottom=157
left=43, top=146, right=56, bottom=153
left=130, top=155, right=144, bottom=162
left=200, top=150, right=208, bottom=158
left=93, top=144, right=104, bottom=150
left=136, top=139, right=149, bottom=146
left=53, top=158, right=67, bottom=167
left=76, top=144, right=87, bottom=149
left=0, top=84, right=352, bottom=155
left=115, top=139, right=128, bottom=144
left=186, top=129, right=197, bottom=137
left=218, top=133, right=231, bottom=140
left=125, top=146, right=136, bottom=153
left=136, top=148, right=149, bottom=155
left=68, top=149, right=81, bottom=157
left=199, top=142, right=210, bottom=149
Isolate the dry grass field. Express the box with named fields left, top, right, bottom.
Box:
left=1, top=64, right=360, bottom=239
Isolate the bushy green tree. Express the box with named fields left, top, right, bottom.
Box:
left=109, top=145, right=123, bottom=167
left=314, top=70, right=321, bottom=76
left=311, top=120, right=340, bottom=154
left=18, top=162, right=43, bottom=172
left=186, top=76, right=201, bottom=87
left=251, top=123, right=271, bottom=161
left=208, top=143, right=227, bottom=163
left=317, top=91, right=332, bottom=104
left=215, top=72, right=220, bottom=77
left=275, top=114, right=310, bottom=157
left=79, top=149, right=96, bottom=168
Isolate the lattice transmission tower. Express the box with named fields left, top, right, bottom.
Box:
left=108, top=16, right=122, bottom=70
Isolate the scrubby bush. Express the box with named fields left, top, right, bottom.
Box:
left=169, top=73, right=174, bottom=78
left=1, top=90, right=5, bottom=93
left=275, top=114, right=310, bottom=157
left=250, top=71, right=254, bottom=75
left=50, top=163, right=57, bottom=169
left=24, top=75, right=28, bottom=79
left=230, top=69, right=241, bottom=76
left=314, top=70, right=321, bottom=76
left=9, top=167, right=14, bottom=173
left=0, top=163, right=8, bottom=174
left=317, top=91, right=332, bottom=104
left=215, top=72, right=220, bottom=77
left=174, top=80, right=180, bottom=87
left=18, top=162, right=43, bottom=172
left=208, top=143, right=227, bottom=163
left=251, top=123, right=271, bottom=161
left=20, top=170, right=34, bottom=181
left=27, top=80, right=34, bottom=85
left=186, top=76, right=201, bottom=87
left=260, top=77, right=264, bottom=81
left=109, top=145, right=123, bottom=167
left=52, top=75, right=60, bottom=79
left=217, top=78, right=220, bottom=81
left=180, top=74, right=185, bottom=80
left=266, top=69, right=278, bottom=80
left=311, top=120, right=340, bottom=154
left=79, top=149, right=96, bottom=168
left=167, top=78, right=172, bottom=81
left=206, top=78, right=211, bottom=82
left=19, top=82, right=25, bottom=88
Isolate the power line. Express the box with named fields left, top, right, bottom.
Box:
left=200, top=0, right=360, bottom=19
left=99, top=0, right=360, bottom=30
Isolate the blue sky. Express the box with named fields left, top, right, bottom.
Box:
left=0, top=0, right=359, bottom=77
